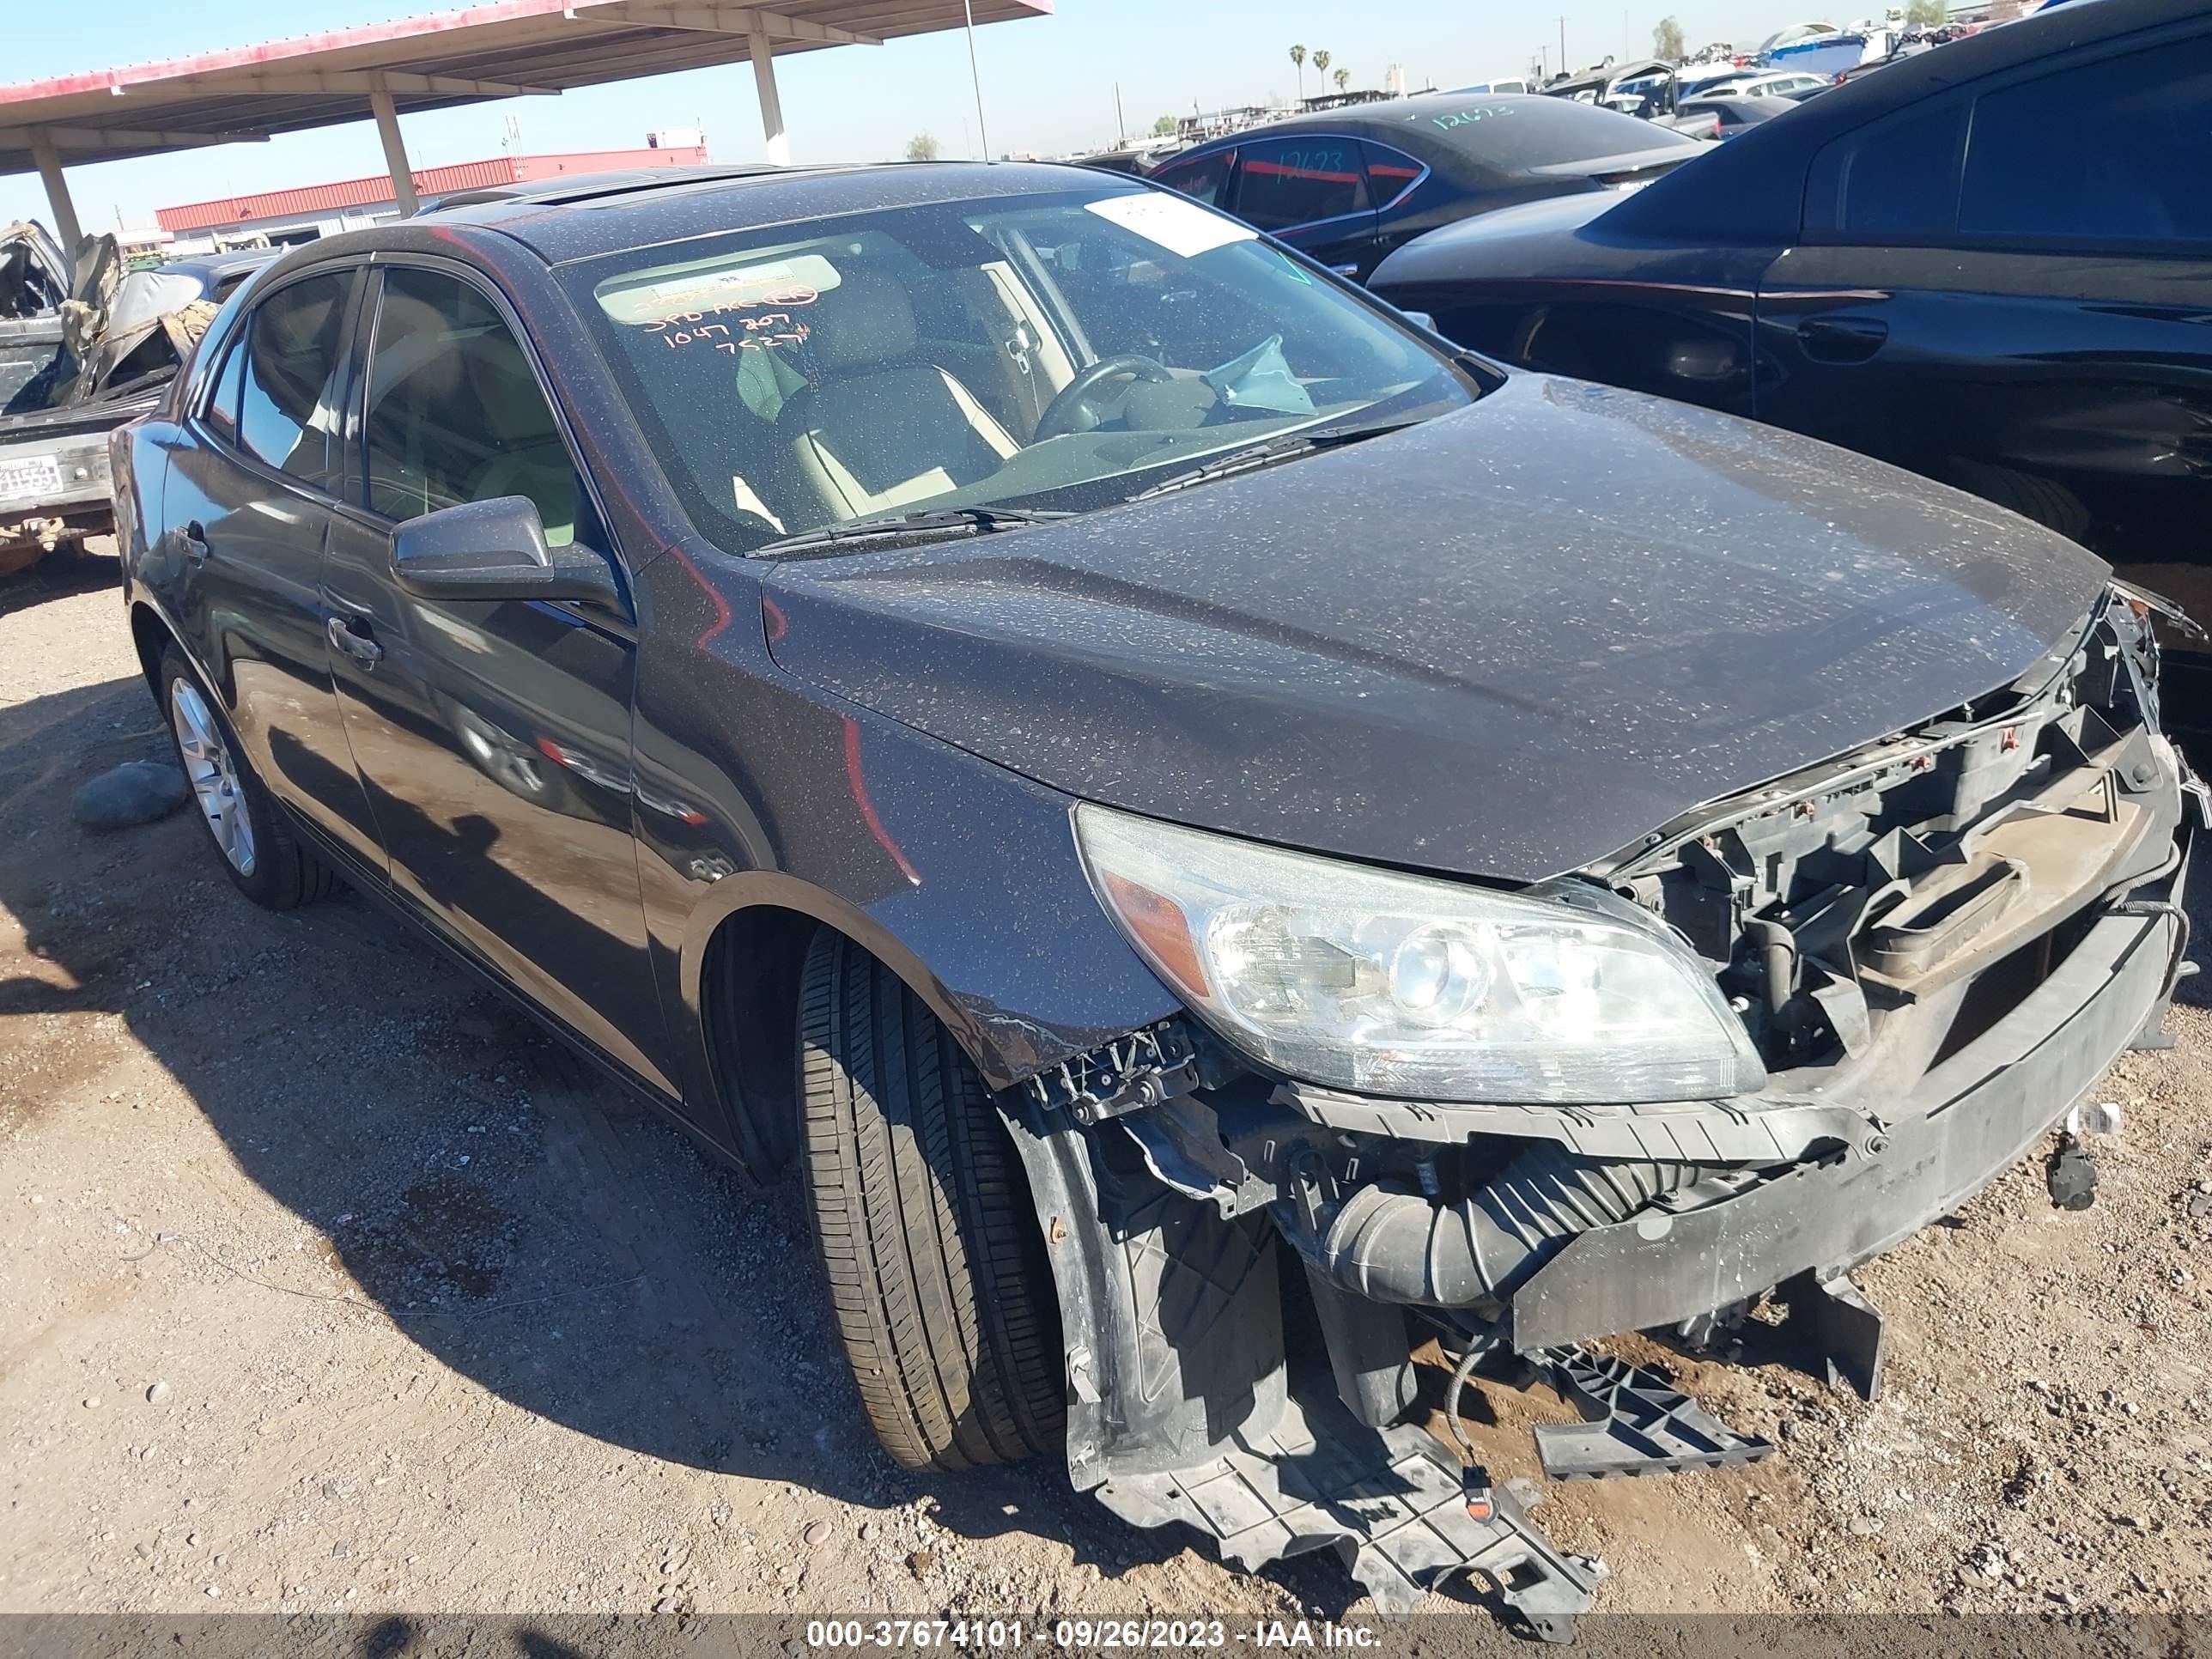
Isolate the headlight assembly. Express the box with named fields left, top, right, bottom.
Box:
left=1074, top=803, right=1765, bottom=1105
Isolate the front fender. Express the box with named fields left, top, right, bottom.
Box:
left=633, top=544, right=1182, bottom=1163
left=656, top=695, right=1182, bottom=1092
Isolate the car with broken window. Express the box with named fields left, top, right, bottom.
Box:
left=111, top=158, right=2198, bottom=1632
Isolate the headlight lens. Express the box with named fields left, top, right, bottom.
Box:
left=1074, top=804, right=1765, bottom=1104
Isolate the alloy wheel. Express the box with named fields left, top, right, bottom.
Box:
left=169, top=678, right=257, bottom=878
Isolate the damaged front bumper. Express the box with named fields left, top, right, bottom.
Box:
left=999, top=591, right=2198, bottom=1627
left=1502, top=871, right=2186, bottom=1353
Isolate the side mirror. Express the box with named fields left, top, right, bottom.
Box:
left=389, top=495, right=622, bottom=609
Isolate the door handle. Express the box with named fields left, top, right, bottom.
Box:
left=180, top=521, right=210, bottom=563
left=327, top=614, right=384, bottom=669
left=1797, top=315, right=1888, bottom=364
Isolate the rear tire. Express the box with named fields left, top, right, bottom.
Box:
left=159, top=646, right=340, bottom=911
left=799, top=929, right=1066, bottom=1472
left=1948, top=459, right=2093, bottom=545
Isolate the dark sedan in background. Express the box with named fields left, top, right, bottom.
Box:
left=1150, top=93, right=1702, bottom=282
left=1369, top=0, right=2212, bottom=724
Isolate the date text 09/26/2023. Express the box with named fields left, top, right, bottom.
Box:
left=804, top=1621, right=1382, bottom=1650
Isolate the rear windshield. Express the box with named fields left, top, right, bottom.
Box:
left=1383, top=95, right=1699, bottom=171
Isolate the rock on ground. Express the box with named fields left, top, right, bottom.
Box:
left=72, top=760, right=187, bottom=831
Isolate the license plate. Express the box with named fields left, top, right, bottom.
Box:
left=0, top=453, right=63, bottom=505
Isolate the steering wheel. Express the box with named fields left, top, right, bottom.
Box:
left=1032, top=354, right=1173, bottom=441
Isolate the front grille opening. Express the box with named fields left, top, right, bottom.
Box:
left=1931, top=902, right=2102, bottom=1066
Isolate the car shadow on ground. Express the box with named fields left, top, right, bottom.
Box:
left=0, top=546, right=121, bottom=621
left=0, top=672, right=1361, bottom=1607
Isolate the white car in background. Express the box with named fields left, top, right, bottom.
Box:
left=1701, top=70, right=1832, bottom=97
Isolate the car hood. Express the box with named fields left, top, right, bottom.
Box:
left=762, top=374, right=2107, bottom=884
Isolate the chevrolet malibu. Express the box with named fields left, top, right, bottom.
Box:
left=112, top=161, right=2197, bottom=1626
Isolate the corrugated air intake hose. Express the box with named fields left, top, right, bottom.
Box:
left=1304, top=1143, right=1726, bottom=1308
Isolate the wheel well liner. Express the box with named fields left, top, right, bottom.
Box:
left=698, top=902, right=817, bottom=1175
left=129, top=602, right=173, bottom=694
left=687, top=874, right=1006, bottom=1176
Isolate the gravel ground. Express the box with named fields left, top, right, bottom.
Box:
left=4, top=548, right=2211, bottom=1632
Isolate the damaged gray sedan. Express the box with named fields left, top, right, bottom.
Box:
left=110, top=163, right=2197, bottom=1636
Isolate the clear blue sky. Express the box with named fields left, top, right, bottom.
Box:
left=0, top=0, right=1810, bottom=231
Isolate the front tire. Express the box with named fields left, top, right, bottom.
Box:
left=160, top=646, right=339, bottom=911
left=799, top=929, right=1066, bottom=1472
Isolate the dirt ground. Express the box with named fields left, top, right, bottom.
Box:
left=5, top=547, right=2212, bottom=1632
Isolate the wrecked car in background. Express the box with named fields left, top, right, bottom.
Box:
left=1, top=224, right=270, bottom=575
left=111, top=161, right=2198, bottom=1634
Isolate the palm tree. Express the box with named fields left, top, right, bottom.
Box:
left=1334, top=66, right=1351, bottom=91
left=1288, top=44, right=1306, bottom=99
left=1312, top=49, right=1332, bottom=90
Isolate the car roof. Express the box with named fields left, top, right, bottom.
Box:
left=1602, top=0, right=2197, bottom=241
left=157, top=247, right=281, bottom=293
left=417, top=163, right=793, bottom=215
left=1172, top=92, right=1697, bottom=173
left=1175, top=91, right=1546, bottom=149
left=417, top=159, right=1146, bottom=265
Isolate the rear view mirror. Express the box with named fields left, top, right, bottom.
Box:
left=390, top=495, right=622, bottom=609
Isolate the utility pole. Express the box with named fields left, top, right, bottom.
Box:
left=1559, top=15, right=1569, bottom=74
left=1114, top=81, right=1126, bottom=145
left=961, top=0, right=992, bottom=161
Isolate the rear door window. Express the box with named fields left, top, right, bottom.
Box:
left=1151, top=149, right=1232, bottom=207
left=1958, top=33, right=2212, bottom=247
left=1805, top=96, right=1967, bottom=240
left=1360, top=141, right=1425, bottom=208
left=201, top=331, right=248, bottom=442
left=235, top=269, right=357, bottom=492
left=1228, top=137, right=1370, bottom=230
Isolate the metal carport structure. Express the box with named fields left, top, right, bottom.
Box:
left=0, top=0, right=1052, bottom=250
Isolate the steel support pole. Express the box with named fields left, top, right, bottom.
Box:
left=29, top=128, right=82, bottom=255
left=370, top=89, right=421, bottom=216
left=748, top=27, right=790, bottom=166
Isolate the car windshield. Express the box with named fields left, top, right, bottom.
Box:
left=560, top=181, right=1480, bottom=555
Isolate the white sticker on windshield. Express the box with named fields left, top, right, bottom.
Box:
left=1085, top=192, right=1255, bottom=259
left=595, top=252, right=844, bottom=325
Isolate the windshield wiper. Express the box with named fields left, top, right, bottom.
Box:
left=750, top=505, right=1075, bottom=559
left=1126, top=418, right=1425, bottom=503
